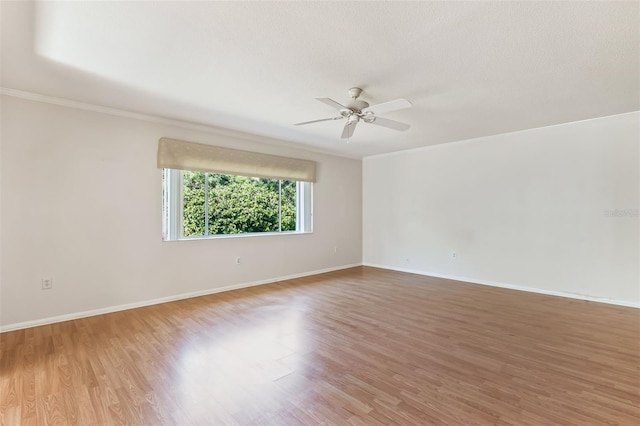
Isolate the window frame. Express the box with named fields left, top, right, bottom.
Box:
left=162, top=168, right=313, bottom=241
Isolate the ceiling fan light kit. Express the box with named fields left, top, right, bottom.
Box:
left=294, top=87, right=412, bottom=139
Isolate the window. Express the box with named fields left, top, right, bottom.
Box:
left=157, top=138, right=315, bottom=240
left=162, top=169, right=312, bottom=240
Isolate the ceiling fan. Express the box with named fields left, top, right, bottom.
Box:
left=294, top=87, right=412, bottom=139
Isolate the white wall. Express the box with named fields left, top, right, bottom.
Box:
left=364, top=112, right=639, bottom=305
left=0, top=95, right=362, bottom=329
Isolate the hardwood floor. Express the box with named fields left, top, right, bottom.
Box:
left=1, top=266, right=638, bottom=425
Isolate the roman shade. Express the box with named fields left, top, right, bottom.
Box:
left=157, top=138, right=316, bottom=182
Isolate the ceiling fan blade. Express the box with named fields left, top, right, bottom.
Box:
left=363, top=98, right=412, bottom=115
left=316, top=97, right=348, bottom=111
left=294, top=116, right=343, bottom=126
left=366, top=116, right=410, bottom=131
left=341, top=119, right=358, bottom=139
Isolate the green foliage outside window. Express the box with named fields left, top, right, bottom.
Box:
left=182, top=172, right=297, bottom=236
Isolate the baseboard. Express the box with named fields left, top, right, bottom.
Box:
left=363, top=263, right=640, bottom=309
left=0, top=263, right=362, bottom=333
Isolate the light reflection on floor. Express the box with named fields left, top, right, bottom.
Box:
left=175, top=304, right=307, bottom=417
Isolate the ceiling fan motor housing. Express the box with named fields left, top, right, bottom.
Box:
left=345, top=99, right=370, bottom=113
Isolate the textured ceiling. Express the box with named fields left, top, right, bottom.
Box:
left=2, top=1, right=638, bottom=158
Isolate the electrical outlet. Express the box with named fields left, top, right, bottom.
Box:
left=235, top=257, right=241, bottom=264
left=42, top=278, right=53, bottom=290
left=452, top=251, right=457, bottom=259
left=334, top=246, right=337, bottom=253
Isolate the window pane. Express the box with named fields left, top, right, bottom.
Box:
left=208, top=175, right=280, bottom=234
left=162, top=169, right=167, bottom=239
left=281, top=180, right=297, bottom=231
left=183, top=171, right=206, bottom=236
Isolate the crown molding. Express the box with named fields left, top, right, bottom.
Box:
left=0, top=87, right=361, bottom=160
left=364, top=109, right=640, bottom=160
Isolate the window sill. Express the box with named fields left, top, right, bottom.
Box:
left=163, top=230, right=313, bottom=242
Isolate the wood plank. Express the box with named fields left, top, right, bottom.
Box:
left=0, top=266, right=638, bottom=424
